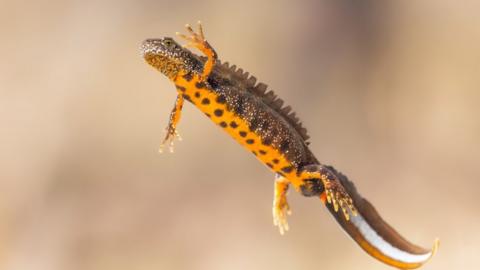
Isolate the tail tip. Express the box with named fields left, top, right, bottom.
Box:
left=431, top=238, right=440, bottom=257
left=420, top=237, right=440, bottom=268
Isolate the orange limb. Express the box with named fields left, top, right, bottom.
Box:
left=159, top=94, right=184, bottom=153
left=273, top=174, right=291, bottom=235
left=176, top=21, right=217, bottom=79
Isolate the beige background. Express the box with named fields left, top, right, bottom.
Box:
left=1, top=0, right=479, bottom=269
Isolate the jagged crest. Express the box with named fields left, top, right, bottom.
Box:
left=216, top=60, right=310, bottom=142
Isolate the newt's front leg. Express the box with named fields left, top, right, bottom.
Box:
left=176, top=21, right=217, bottom=80
left=159, top=94, right=184, bottom=153
left=273, top=174, right=291, bottom=235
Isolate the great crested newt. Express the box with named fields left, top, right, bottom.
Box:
left=140, top=22, right=439, bottom=269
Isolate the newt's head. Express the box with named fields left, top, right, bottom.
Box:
left=141, top=37, right=199, bottom=80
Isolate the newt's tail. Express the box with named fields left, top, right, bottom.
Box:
left=321, top=166, right=439, bottom=269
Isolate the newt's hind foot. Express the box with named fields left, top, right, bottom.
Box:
left=273, top=175, right=291, bottom=235
left=301, top=165, right=358, bottom=221
left=321, top=173, right=358, bottom=220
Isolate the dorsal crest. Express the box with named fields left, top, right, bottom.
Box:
left=215, top=60, right=310, bottom=142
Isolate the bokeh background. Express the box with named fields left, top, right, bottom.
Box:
left=1, top=0, right=479, bottom=269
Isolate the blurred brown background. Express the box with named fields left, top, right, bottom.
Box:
left=1, top=0, right=479, bottom=269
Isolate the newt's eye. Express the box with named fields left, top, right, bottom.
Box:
left=164, top=39, right=174, bottom=48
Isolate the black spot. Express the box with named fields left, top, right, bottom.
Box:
left=176, top=85, right=186, bottom=92
left=207, top=77, right=219, bottom=88
left=235, top=96, right=245, bottom=115
left=262, top=132, right=274, bottom=146
left=249, top=117, right=259, bottom=131
left=280, top=141, right=290, bottom=152
left=259, top=150, right=267, bottom=155
left=261, top=119, right=269, bottom=129
left=246, top=139, right=255, bottom=144
left=194, top=92, right=200, bottom=98
left=183, top=73, right=193, bottom=81
left=195, top=81, right=205, bottom=89
left=300, top=178, right=324, bottom=197
left=252, top=151, right=257, bottom=156
left=219, top=121, right=227, bottom=128
left=205, top=113, right=211, bottom=118
left=201, top=98, right=210, bottom=105
left=216, top=95, right=226, bottom=104
left=239, top=131, right=247, bottom=137
left=281, top=166, right=294, bottom=174
left=214, top=109, right=223, bottom=117
left=266, top=163, right=274, bottom=169
left=182, top=94, right=192, bottom=102
left=262, top=137, right=273, bottom=146
left=301, top=164, right=319, bottom=173
left=229, top=121, right=238, bottom=128
left=272, top=159, right=279, bottom=164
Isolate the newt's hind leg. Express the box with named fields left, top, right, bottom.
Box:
left=273, top=174, right=291, bottom=235
left=300, top=164, right=357, bottom=220
left=159, top=94, right=184, bottom=153
left=176, top=21, right=218, bottom=79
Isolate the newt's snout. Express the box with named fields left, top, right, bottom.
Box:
left=141, top=39, right=161, bottom=57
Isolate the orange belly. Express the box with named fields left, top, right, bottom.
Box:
left=174, top=73, right=308, bottom=188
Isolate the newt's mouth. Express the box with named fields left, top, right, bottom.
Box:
left=140, top=38, right=163, bottom=58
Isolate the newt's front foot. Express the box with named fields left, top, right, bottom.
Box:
left=176, top=21, right=217, bottom=78
left=273, top=176, right=291, bottom=235
left=159, top=126, right=182, bottom=153
left=159, top=95, right=184, bottom=153
left=176, top=22, right=206, bottom=50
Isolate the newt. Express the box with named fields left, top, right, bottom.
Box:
left=141, top=22, right=439, bottom=269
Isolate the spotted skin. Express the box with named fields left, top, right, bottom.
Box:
left=173, top=70, right=313, bottom=188
left=141, top=22, right=438, bottom=269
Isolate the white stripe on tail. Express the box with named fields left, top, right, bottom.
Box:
left=321, top=165, right=439, bottom=269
